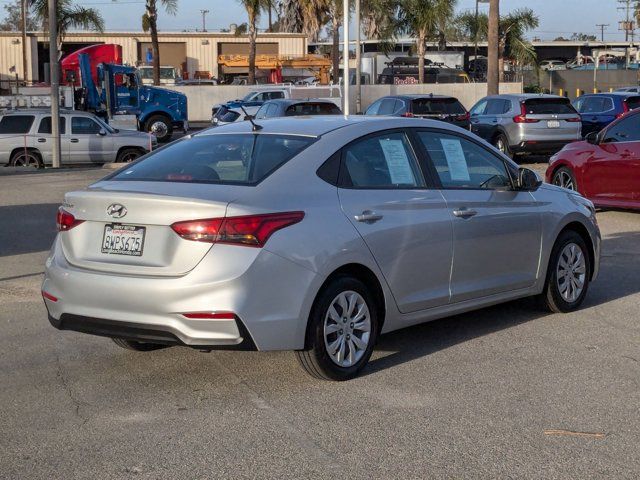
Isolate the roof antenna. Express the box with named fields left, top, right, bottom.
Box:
left=239, top=105, right=263, bottom=131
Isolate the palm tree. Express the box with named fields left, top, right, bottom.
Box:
left=487, top=0, right=498, bottom=94
left=361, top=0, right=400, bottom=55
left=29, top=0, right=104, bottom=58
left=237, top=0, right=261, bottom=85
left=142, top=0, right=177, bottom=86
left=328, top=0, right=343, bottom=83
left=398, top=0, right=456, bottom=83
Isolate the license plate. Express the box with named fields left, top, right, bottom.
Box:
left=101, top=224, right=145, bottom=256
left=547, top=120, right=560, bottom=128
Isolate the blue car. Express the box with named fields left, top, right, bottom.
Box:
left=572, top=92, right=640, bottom=137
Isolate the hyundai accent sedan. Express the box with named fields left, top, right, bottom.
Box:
left=43, top=116, right=601, bottom=381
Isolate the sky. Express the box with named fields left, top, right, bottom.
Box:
left=11, top=0, right=635, bottom=42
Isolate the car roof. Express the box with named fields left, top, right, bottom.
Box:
left=195, top=115, right=443, bottom=138
left=0, top=108, right=95, bottom=116
left=578, top=92, right=640, bottom=98
left=381, top=94, right=459, bottom=100
left=485, top=94, right=568, bottom=101
left=261, top=98, right=339, bottom=106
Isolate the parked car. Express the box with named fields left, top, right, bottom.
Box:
left=212, top=89, right=289, bottom=125
left=0, top=109, right=155, bottom=167
left=43, top=116, right=600, bottom=381
left=364, top=95, right=470, bottom=129
left=572, top=92, right=640, bottom=137
left=540, top=60, right=567, bottom=71
left=615, top=86, right=640, bottom=93
left=254, top=99, right=342, bottom=119
left=469, top=94, right=582, bottom=159
left=546, top=108, right=640, bottom=210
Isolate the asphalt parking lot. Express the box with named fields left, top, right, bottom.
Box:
left=1, top=165, right=639, bottom=479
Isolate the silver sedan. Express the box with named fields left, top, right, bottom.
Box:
left=42, top=116, right=601, bottom=381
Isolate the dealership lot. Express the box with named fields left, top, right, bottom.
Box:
left=1, top=166, right=638, bottom=478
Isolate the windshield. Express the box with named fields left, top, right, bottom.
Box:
left=138, top=67, right=176, bottom=80
left=110, top=134, right=315, bottom=185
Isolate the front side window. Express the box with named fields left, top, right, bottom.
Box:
left=602, top=114, right=640, bottom=142
left=365, top=99, right=382, bottom=115
left=341, top=131, right=424, bottom=189
left=255, top=104, right=269, bottom=119
left=470, top=99, right=488, bottom=115
left=377, top=98, right=400, bottom=115
left=110, top=134, right=314, bottom=185
left=72, top=117, right=102, bottom=135
left=417, top=131, right=512, bottom=190
left=0, top=115, right=35, bottom=134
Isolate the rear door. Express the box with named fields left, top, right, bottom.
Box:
left=414, top=129, right=543, bottom=302
left=337, top=129, right=453, bottom=312
left=69, top=116, right=114, bottom=163
left=35, top=115, right=71, bottom=164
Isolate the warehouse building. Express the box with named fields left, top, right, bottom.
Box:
left=0, top=31, right=307, bottom=84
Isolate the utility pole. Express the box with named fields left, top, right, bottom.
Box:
left=200, top=9, right=209, bottom=32
left=596, top=23, right=609, bottom=42
left=21, top=0, right=28, bottom=85
left=48, top=0, right=61, bottom=168
left=355, top=0, right=361, bottom=113
left=343, top=0, right=350, bottom=114
left=617, top=0, right=634, bottom=42
left=487, top=0, right=499, bottom=95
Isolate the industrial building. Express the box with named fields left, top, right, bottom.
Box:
left=0, top=30, right=307, bottom=84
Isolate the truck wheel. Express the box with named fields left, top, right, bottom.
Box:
left=11, top=150, right=43, bottom=168
left=145, top=115, right=173, bottom=143
left=116, top=148, right=144, bottom=163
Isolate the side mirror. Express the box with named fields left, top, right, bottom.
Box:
left=97, top=128, right=107, bottom=136
left=517, top=167, right=542, bottom=191
left=585, top=131, right=599, bottom=144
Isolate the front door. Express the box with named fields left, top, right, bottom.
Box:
left=337, top=130, right=454, bottom=313
left=414, top=129, right=543, bottom=303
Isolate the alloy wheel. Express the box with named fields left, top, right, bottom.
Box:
left=553, top=170, right=575, bottom=190
left=13, top=153, right=39, bottom=167
left=556, top=242, right=587, bottom=303
left=323, top=290, right=371, bottom=368
left=150, top=121, right=169, bottom=138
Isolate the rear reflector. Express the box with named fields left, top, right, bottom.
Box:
left=56, top=207, right=84, bottom=232
left=182, top=312, right=236, bottom=320
left=171, top=211, right=304, bottom=247
left=42, top=291, right=58, bottom=302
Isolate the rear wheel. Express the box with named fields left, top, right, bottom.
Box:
left=111, top=338, right=168, bottom=351
left=552, top=166, right=577, bottom=191
left=296, top=276, right=379, bottom=381
left=493, top=133, right=513, bottom=159
left=116, top=148, right=144, bottom=163
left=11, top=150, right=43, bottom=168
left=144, top=114, right=173, bottom=143
left=539, top=230, right=591, bottom=313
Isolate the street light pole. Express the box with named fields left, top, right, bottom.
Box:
left=48, top=0, right=61, bottom=168
left=200, top=9, right=209, bottom=32
left=21, top=0, right=28, bottom=85
left=343, top=0, right=350, bottom=114
left=355, top=0, right=361, bottom=113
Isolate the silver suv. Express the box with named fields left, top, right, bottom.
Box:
left=0, top=109, right=156, bottom=167
left=469, top=94, right=582, bottom=159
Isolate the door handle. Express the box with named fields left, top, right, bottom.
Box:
left=453, top=208, right=478, bottom=219
left=70, top=138, right=79, bottom=143
left=354, top=210, right=383, bottom=224
left=37, top=138, right=46, bottom=143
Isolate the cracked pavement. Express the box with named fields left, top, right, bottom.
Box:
left=0, top=166, right=639, bottom=479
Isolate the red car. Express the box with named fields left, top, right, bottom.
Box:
left=546, top=109, right=640, bottom=210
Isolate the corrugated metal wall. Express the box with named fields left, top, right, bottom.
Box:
left=0, top=32, right=307, bottom=82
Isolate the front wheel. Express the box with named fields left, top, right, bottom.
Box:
left=116, top=148, right=144, bottom=163
left=296, top=276, right=380, bottom=381
left=144, top=115, right=173, bottom=143
left=539, top=230, right=591, bottom=313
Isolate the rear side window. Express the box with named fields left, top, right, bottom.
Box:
left=38, top=116, right=66, bottom=134
left=523, top=98, right=575, bottom=115
left=0, top=115, right=35, bottom=134
left=285, top=102, right=341, bottom=116
left=412, top=98, right=466, bottom=115
left=111, top=134, right=314, bottom=185
left=624, top=96, right=640, bottom=110
left=377, top=98, right=400, bottom=115
left=485, top=99, right=511, bottom=115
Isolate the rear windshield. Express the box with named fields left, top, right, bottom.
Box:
left=0, top=115, right=35, bottom=134
left=624, top=96, right=640, bottom=110
left=110, top=134, right=315, bottom=185
left=523, top=98, right=576, bottom=115
left=215, top=107, right=241, bottom=123
left=412, top=98, right=466, bottom=115
left=285, top=102, right=342, bottom=116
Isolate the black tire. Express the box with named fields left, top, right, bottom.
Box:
left=111, top=337, right=168, bottom=351
left=539, top=230, right=591, bottom=313
left=116, top=147, right=144, bottom=163
left=144, top=114, right=173, bottom=143
left=11, top=150, right=43, bottom=168
left=552, top=166, right=578, bottom=191
left=296, top=276, right=380, bottom=381
left=493, top=133, right=514, bottom=159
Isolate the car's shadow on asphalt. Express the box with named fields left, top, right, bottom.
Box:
left=363, top=229, right=640, bottom=377
left=0, top=203, right=58, bottom=257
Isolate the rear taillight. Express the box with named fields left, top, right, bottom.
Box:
left=401, top=112, right=414, bottom=117
left=513, top=103, right=540, bottom=123
left=56, top=207, right=84, bottom=231
left=565, top=117, right=581, bottom=122
left=619, top=101, right=630, bottom=118
left=171, top=211, right=304, bottom=247
left=455, top=112, right=470, bottom=122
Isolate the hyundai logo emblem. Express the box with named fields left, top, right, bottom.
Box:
left=106, top=203, right=127, bottom=219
